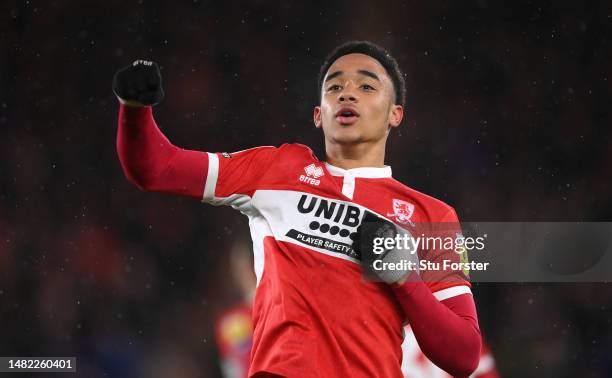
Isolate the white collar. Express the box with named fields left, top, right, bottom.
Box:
left=324, top=162, right=392, bottom=178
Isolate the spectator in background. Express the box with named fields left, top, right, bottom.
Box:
left=215, top=242, right=256, bottom=378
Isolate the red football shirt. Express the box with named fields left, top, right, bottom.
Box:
left=201, top=144, right=471, bottom=377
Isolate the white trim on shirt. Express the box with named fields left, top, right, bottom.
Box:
left=203, top=152, right=219, bottom=203
left=432, top=285, right=472, bottom=301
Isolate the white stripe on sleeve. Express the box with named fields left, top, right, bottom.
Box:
left=433, top=285, right=472, bottom=301
left=202, top=152, right=219, bottom=202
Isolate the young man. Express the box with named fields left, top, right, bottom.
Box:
left=113, top=41, right=481, bottom=377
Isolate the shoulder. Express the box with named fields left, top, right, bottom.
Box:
left=222, top=143, right=319, bottom=177
left=278, top=142, right=317, bottom=157
left=389, top=179, right=458, bottom=222
left=269, top=143, right=320, bottom=165
left=227, top=145, right=277, bottom=156
left=230, top=143, right=314, bottom=158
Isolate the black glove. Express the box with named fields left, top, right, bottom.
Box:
left=354, top=211, right=419, bottom=284
left=112, top=60, right=164, bottom=106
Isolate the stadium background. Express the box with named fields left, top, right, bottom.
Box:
left=1, top=1, right=611, bottom=376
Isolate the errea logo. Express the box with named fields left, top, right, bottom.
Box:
left=299, top=163, right=324, bottom=186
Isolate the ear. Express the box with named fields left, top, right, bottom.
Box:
left=388, top=105, right=403, bottom=128
left=313, top=106, right=322, bottom=128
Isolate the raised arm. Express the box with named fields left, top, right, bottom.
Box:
left=113, top=60, right=209, bottom=199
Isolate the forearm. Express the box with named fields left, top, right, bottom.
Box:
left=116, top=104, right=208, bottom=198
left=393, top=281, right=481, bottom=377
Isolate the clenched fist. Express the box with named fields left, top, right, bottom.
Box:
left=112, top=60, right=164, bottom=106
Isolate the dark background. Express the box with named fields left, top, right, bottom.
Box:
left=1, top=0, right=611, bottom=377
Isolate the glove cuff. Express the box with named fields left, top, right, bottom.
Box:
left=116, top=95, right=147, bottom=107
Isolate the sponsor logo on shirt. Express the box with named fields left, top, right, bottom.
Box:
left=284, top=194, right=370, bottom=259
left=299, top=163, right=324, bottom=186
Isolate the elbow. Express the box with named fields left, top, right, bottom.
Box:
left=125, top=173, right=150, bottom=191
left=117, top=148, right=160, bottom=192
left=124, top=170, right=158, bottom=192
left=118, top=160, right=157, bottom=192
left=116, top=139, right=177, bottom=193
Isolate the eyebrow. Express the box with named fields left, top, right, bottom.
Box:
left=324, top=69, right=381, bottom=83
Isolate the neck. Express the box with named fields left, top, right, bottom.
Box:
left=324, top=139, right=387, bottom=170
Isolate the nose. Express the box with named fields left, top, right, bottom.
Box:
left=339, top=94, right=357, bottom=102
left=338, top=84, right=357, bottom=103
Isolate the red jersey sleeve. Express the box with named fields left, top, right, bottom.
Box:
left=202, top=147, right=278, bottom=208
left=420, top=207, right=472, bottom=296
left=393, top=283, right=481, bottom=377
left=117, top=105, right=209, bottom=199
left=117, top=104, right=278, bottom=207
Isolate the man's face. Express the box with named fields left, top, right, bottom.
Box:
left=314, top=53, right=403, bottom=145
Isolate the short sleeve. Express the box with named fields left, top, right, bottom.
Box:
left=202, top=146, right=278, bottom=208
left=419, top=207, right=472, bottom=298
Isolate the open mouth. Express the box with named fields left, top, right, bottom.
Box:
left=335, top=107, right=360, bottom=125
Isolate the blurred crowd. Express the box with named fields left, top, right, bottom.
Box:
left=1, top=1, right=611, bottom=377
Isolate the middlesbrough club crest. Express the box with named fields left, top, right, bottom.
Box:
left=388, top=199, right=415, bottom=225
